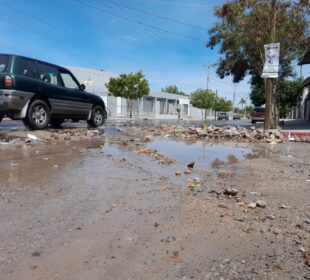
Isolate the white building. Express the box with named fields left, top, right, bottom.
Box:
left=67, top=66, right=209, bottom=119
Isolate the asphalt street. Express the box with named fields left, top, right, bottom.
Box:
left=0, top=118, right=256, bottom=132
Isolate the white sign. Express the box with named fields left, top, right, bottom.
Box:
left=262, top=43, right=280, bottom=79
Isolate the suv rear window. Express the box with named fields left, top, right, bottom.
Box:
left=0, top=55, right=9, bottom=73
left=254, top=107, right=265, bottom=113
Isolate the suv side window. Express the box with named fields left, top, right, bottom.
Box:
left=37, top=62, right=61, bottom=86
left=59, top=70, right=79, bottom=90
left=0, top=55, right=9, bottom=73
left=15, top=58, right=37, bottom=78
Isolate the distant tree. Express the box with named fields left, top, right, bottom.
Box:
left=207, top=0, right=309, bottom=128
left=239, top=98, right=247, bottom=116
left=176, top=107, right=181, bottom=120
left=277, top=80, right=302, bottom=118
left=162, top=85, right=186, bottom=96
left=214, top=97, right=232, bottom=113
left=190, top=89, right=216, bottom=119
left=106, top=71, right=150, bottom=118
left=250, top=84, right=266, bottom=107
left=250, top=79, right=302, bottom=118
left=245, top=105, right=254, bottom=116
left=234, top=107, right=241, bottom=114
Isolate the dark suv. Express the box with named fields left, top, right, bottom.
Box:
left=0, top=54, right=107, bottom=129
left=217, top=112, right=229, bottom=120
left=251, top=107, right=265, bottom=124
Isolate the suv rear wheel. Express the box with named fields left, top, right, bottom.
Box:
left=0, top=115, right=3, bottom=123
left=87, top=105, right=107, bottom=128
left=23, top=100, right=50, bottom=130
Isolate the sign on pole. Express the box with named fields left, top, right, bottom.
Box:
left=261, top=43, right=280, bottom=79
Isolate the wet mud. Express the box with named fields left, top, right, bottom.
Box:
left=0, top=123, right=309, bottom=280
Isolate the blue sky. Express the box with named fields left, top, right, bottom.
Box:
left=0, top=0, right=276, bottom=105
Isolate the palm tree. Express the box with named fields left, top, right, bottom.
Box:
left=239, top=98, right=247, bottom=118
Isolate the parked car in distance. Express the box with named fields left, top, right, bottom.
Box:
left=0, top=54, right=107, bottom=129
left=218, top=112, right=229, bottom=120
left=251, top=107, right=265, bottom=124
left=233, top=113, right=240, bottom=120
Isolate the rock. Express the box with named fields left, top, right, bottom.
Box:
left=193, top=177, right=202, bottom=184
left=223, top=187, right=239, bottom=196
left=304, top=219, right=310, bottom=224
left=224, top=129, right=233, bottom=137
left=299, top=246, right=306, bottom=253
left=272, top=228, right=281, bottom=235
left=175, top=171, right=182, bottom=176
left=64, top=135, right=71, bottom=141
left=273, top=130, right=283, bottom=140
left=32, top=251, right=41, bottom=257
left=296, top=224, right=304, bottom=229
left=218, top=170, right=235, bottom=178
left=184, top=170, right=191, bottom=175
left=256, top=199, right=267, bottom=208
left=143, top=135, right=153, bottom=142
left=249, top=192, right=261, bottom=196
left=27, top=133, right=39, bottom=141
left=265, top=138, right=282, bottom=143
left=218, top=202, right=228, bottom=208
left=280, top=204, right=290, bottom=209
left=248, top=202, right=257, bottom=209
left=187, top=180, right=196, bottom=189
left=187, top=161, right=195, bottom=169
left=172, top=251, right=179, bottom=257
left=266, top=214, right=275, bottom=220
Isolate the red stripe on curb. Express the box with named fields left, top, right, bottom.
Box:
left=282, top=132, right=310, bottom=138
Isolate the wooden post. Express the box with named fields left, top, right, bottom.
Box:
left=264, top=0, right=277, bottom=130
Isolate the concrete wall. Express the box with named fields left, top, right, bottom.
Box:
left=67, top=66, right=210, bottom=120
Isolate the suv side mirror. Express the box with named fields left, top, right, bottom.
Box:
left=80, top=84, right=86, bottom=91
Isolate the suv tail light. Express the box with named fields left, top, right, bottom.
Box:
left=3, top=75, right=13, bottom=87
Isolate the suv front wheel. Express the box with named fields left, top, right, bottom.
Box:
left=87, top=105, right=107, bottom=128
left=23, top=100, right=50, bottom=130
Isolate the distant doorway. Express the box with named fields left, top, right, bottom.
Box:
left=306, top=92, right=310, bottom=121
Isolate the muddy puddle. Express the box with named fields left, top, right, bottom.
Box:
left=101, top=136, right=268, bottom=170
left=0, top=139, right=103, bottom=188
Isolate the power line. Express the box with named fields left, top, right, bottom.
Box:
left=111, top=0, right=199, bottom=58
left=70, top=0, right=205, bottom=42
left=0, top=2, right=135, bottom=69
left=103, top=0, right=182, bottom=55
left=209, top=77, right=249, bottom=89
left=0, top=17, right=133, bottom=71
left=101, top=0, right=208, bottom=31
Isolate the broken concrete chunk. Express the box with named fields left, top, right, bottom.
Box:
left=223, top=187, right=239, bottom=196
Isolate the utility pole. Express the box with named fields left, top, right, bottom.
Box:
left=264, top=0, right=277, bottom=130
left=232, top=84, right=236, bottom=114
left=203, top=63, right=217, bottom=90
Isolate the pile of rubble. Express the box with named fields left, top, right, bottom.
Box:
left=49, top=128, right=104, bottom=141
left=0, top=128, right=104, bottom=145
left=128, top=124, right=310, bottom=143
